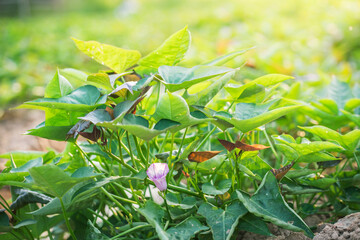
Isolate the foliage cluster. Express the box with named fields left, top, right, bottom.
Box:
left=0, top=26, right=359, bottom=239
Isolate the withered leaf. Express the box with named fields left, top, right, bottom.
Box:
left=66, top=120, right=91, bottom=140
left=234, top=141, right=270, bottom=151
left=270, top=161, right=295, bottom=180
left=218, top=138, right=269, bottom=151
left=79, top=126, right=102, bottom=142
left=218, top=139, right=236, bottom=152
left=188, top=151, right=221, bottom=163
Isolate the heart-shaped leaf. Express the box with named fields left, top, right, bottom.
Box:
left=73, top=38, right=141, bottom=73
left=237, top=172, right=314, bottom=238
left=198, top=202, right=247, bottom=240
left=216, top=101, right=300, bottom=133
left=153, top=91, right=210, bottom=132
left=139, top=26, right=190, bottom=70
left=17, top=85, right=103, bottom=112
left=202, top=179, right=232, bottom=195
left=45, top=70, right=73, bottom=98
left=166, top=217, right=208, bottom=240
left=183, top=71, right=235, bottom=106
left=158, top=65, right=233, bottom=92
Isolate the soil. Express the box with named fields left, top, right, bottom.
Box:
left=238, top=213, right=360, bottom=240
left=0, top=109, right=66, bottom=204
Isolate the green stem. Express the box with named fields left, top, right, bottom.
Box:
left=109, top=224, right=151, bottom=239
left=165, top=183, right=201, bottom=197
left=353, top=152, right=360, bottom=170
left=74, top=142, right=101, bottom=173
left=175, top=127, right=188, bottom=160
left=159, top=131, right=170, bottom=153
left=162, top=191, right=172, bottom=221
left=133, top=135, right=147, bottom=166
left=126, top=131, right=139, bottom=169
left=101, top=187, right=132, bottom=219
left=195, top=126, right=217, bottom=151
left=262, top=127, right=281, bottom=162
left=87, top=208, right=113, bottom=227
left=60, top=197, right=77, bottom=240
left=106, top=150, right=138, bottom=174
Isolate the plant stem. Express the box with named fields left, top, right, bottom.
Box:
left=126, top=131, right=139, bottom=168
left=109, top=224, right=151, bottom=239
left=353, top=152, right=360, bottom=169
left=106, top=150, right=139, bottom=174
left=60, top=197, right=77, bottom=240
left=101, top=187, right=132, bottom=220
left=262, top=127, right=281, bottom=162
left=165, top=183, right=201, bottom=197
left=133, top=135, right=147, bottom=166
left=195, top=126, right=217, bottom=151
left=74, top=142, right=101, bottom=173
left=87, top=208, right=113, bottom=227
left=175, top=127, right=188, bottom=160
left=162, top=191, right=172, bottom=221
left=159, top=131, right=170, bottom=153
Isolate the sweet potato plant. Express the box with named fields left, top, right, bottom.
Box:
left=0, top=26, right=359, bottom=240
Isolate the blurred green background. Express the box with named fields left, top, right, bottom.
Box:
left=1, top=0, right=360, bottom=110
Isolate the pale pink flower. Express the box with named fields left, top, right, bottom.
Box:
left=146, top=163, right=169, bottom=191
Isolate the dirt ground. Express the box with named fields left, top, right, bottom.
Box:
left=0, top=109, right=66, bottom=203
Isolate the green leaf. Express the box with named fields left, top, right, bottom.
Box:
left=216, top=102, right=300, bottom=133
left=26, top=124, right=73, bottom=142
left=0, top=151, right=46, bottom=165
left=165, top=193, right=196, bottom=210
left=273, top=135, right=344, bottom=156
left=183, top=71, right=235, bottom=106
left=225, top=74, right=293, bottom=99
left=297, top=177, right=337, bottom=189
left=139, top=26, right=190, bottom=69
left=204, top=48, right=253, bottom=66
left=237, top=213, right=272, bottom=236
left=153, top=91, right=210, bottom=132
left=275, top=143, right=340, bottom=163
left=71, top=177, right=119, bottom=204
left=280, top=178, right=325, bottom=195
left=198, top=202, right=247, bottom=240
left=299, top=126, right=360, bottom=154
left=18, top=85, right=102, bottom=112
left=202, top=179, right=232, bottom=195
left=328, top=78, right=352, bottom=110
left=236, top=83, right=265, bottom=103
left=59, top=68, right=88, bottom=88
left=9, top=189, right=52, bottom=211
left=0, top=211, right=11, bottom=232
left=73, top=38, right=141, bottom=73
left=159, top=65, right=233, bottom=92
left=100, top=114, right=180, bottom=141
left=0, top=172, right=28, bottom=183
left=166, top=217, right=209, bottom=240
left=344, top=99, right=360, bottom=112
left=241, top=155, right=272, bottom=178
left=138, top=201, right=169, bottom=240
left=87, top=73, right=113, bottom=90
left=44, top=70, right=73, bottom=98
left=85, top=220, right=109, bottom=240
left=11, top=157, right=42, bottom=173
left=342, top=110, right=360, bottom=127
left=28, top=165, right=99, bottom=198
left=237, top=172, right=314, bottom=238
